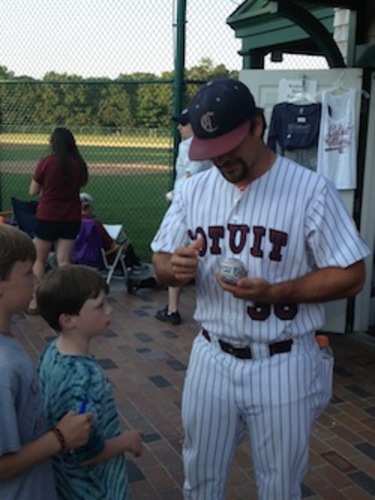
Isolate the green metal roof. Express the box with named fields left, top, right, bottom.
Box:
left=226, top=0, right=373, bottom=69
left=227, top=0, right=375, bottom=68
left=226, top=0, right=344, bottom=67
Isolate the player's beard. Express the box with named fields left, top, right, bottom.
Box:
left=216, top=158, right=250, bottom=185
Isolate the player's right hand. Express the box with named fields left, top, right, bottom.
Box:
left=171, top=237, right=202, bottom=283
left=56, top=411, right=93, bottom=449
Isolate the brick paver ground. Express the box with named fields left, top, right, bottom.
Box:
left=14, top=280, right=375, bottom=499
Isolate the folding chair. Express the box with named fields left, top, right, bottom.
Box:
left=71, top=219, right=128, bottom=286
left=11, top=197, right=38, bottom=237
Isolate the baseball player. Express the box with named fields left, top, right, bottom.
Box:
left=151, top=78, right=370, bottom=500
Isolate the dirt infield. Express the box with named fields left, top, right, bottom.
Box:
left=0, top=161, right=170, bottom=176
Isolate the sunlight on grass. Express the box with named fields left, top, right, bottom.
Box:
left=1, top=132, right=172, bottom=148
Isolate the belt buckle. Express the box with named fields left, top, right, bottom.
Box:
left=220, top=340, right=252, bottom=359
left=206, top=332, right=252, bottom=359
left=219, top=339, right=236, bottom=356
left=238, top=346, right=252, bottom=359
left=227, top=344, right=235, bottom=355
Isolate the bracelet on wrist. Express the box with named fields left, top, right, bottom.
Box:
left=51, top=426, right=66, bottom=452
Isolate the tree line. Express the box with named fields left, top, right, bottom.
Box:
left=0, top=59, right=238, bottom=131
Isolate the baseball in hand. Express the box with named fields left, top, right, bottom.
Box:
left=220, top=258, right=247, bottom=285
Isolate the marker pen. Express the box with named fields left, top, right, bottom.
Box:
left=79, top=396, right=88, bottom=414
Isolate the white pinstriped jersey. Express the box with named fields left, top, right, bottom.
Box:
left=151, top=156, right=370, bottom=344
left=174, top=136, right=212, bottom=192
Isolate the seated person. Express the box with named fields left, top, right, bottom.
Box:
left=80, top=193, right=146, bottom=272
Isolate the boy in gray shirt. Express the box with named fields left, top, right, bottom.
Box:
left=0, top=224, right=92, bottom=499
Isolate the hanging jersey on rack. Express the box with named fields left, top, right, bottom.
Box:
left=317, top=89, right=357, bottom=189
left=267, top=102, right=321, bottom=171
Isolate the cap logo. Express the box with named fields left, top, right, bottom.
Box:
left=200, top=112, right=218, bottom=134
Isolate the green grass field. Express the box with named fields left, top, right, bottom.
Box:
left=1, top=144, right=173, bottom=166
left=1, top=133, right=175, bottom=261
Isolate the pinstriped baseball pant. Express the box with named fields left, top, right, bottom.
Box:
left=182, top=333, right=333, bottom=500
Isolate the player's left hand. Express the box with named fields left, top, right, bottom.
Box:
left=216, top=274, right=272, bottom=302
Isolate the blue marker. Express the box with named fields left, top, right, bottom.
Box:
left=79, top=396, right=88, bottom=414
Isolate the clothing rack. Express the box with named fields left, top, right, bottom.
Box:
left=325, top=71, right=370, bottom=99
left=287, top=75, right=317, bottom=104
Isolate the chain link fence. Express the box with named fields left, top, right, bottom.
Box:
left=1, top=0, right=328, bottom=260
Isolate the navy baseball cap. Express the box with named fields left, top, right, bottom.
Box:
left=188, top=78, right=257, bottom=161
left=172, top=108, right=190, bottom=126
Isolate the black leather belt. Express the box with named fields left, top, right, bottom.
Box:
left=202, top=329, right=293, bottom=360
